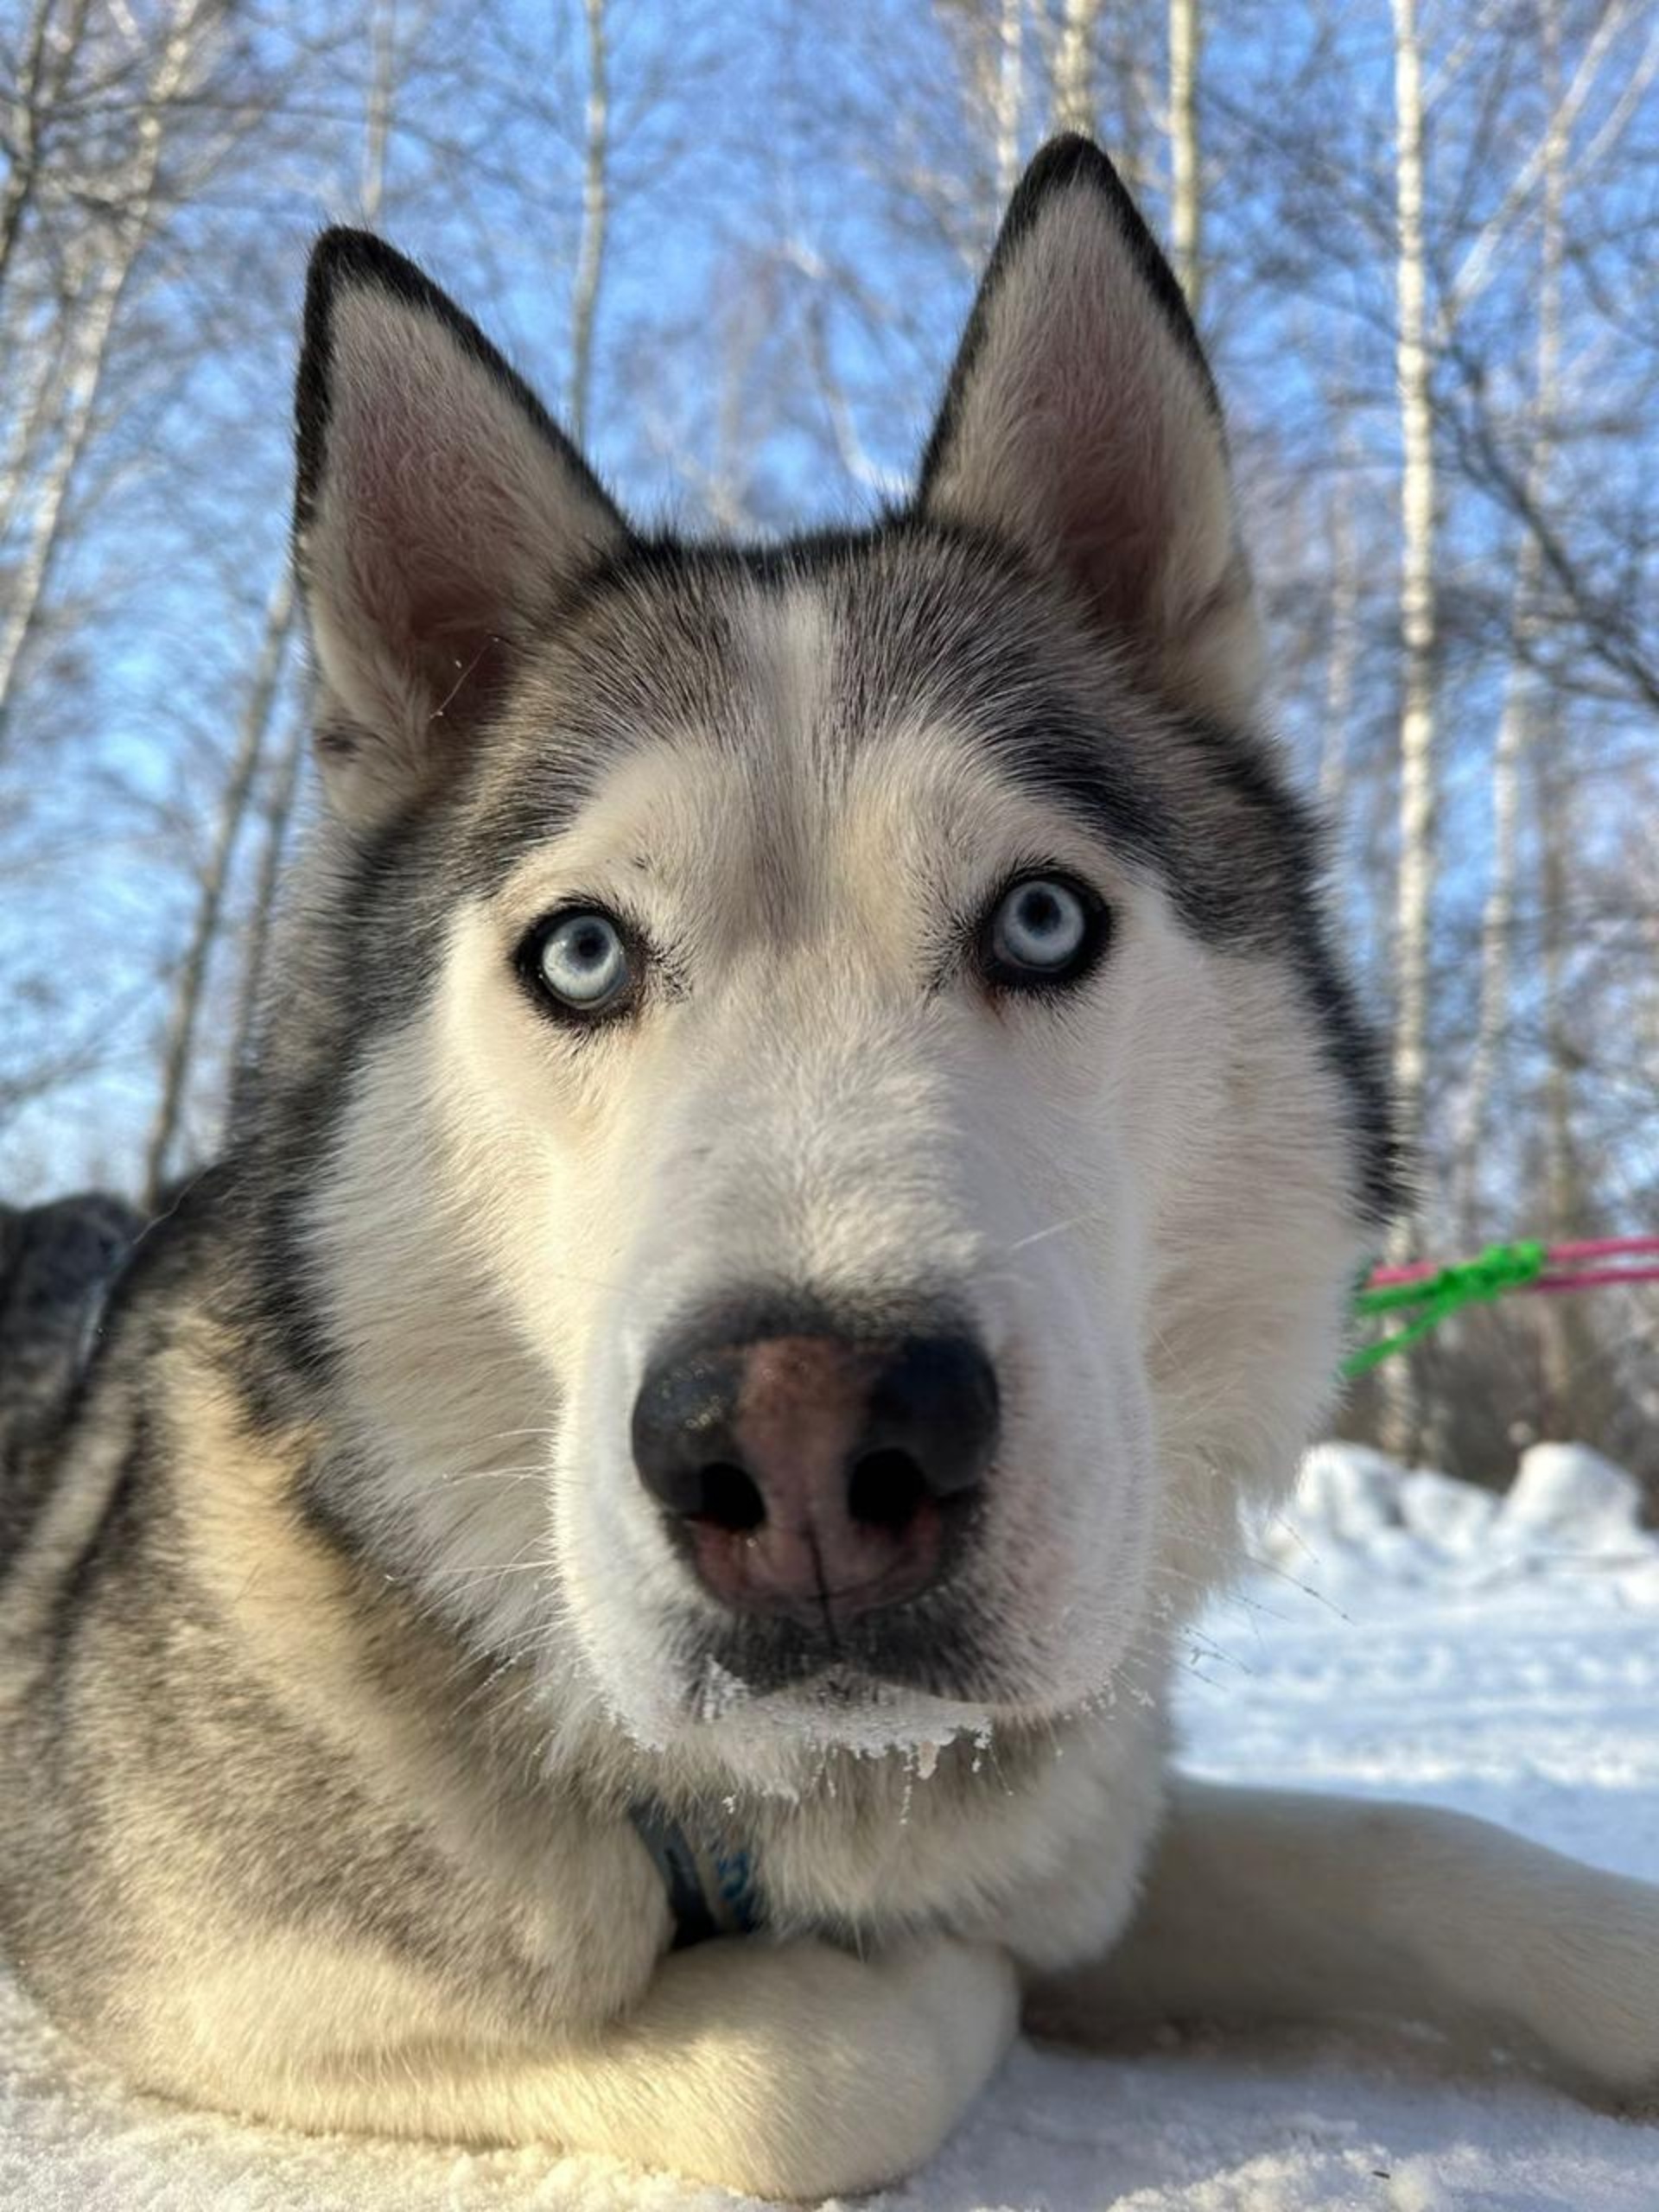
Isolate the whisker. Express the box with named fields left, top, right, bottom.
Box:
left=422, top=1554, right=557, bottom=1584
left=1000, top=1205, right=1115, bottom=1255
left=434, top=1463, right=552, bottom=1488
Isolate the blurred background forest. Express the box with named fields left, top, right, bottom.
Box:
left=0, top=0, right=1655, bottom=1487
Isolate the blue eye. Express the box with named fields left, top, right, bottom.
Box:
left=528, top=909, right=636, bottom=1016
left=981, top=874, right=1105, bottom=988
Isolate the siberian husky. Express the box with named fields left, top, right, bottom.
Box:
left=3, top=137, right=1656, bottom=2196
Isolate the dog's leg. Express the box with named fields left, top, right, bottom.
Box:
left=1026, top=1777, right=1659, bottom=2094
left=206, top=1933, right=1018, bottom=2198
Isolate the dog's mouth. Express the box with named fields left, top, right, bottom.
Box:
left=671, top=1578, right=1004, bottom=1713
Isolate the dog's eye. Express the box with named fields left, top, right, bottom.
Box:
left=979, top=874, right=1106, bottom=990
left=524, top=909, right=636, bottom=1017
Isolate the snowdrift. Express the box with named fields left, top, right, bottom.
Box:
left=1262, top=1438, right=1658, bottom=1605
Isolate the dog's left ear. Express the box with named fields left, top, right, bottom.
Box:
left=918, top=137, right=1261, bottom=723
left=294, top=230, right=627, bottom=828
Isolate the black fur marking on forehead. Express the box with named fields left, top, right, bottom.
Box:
left=461, top=518, right=1181, bottom=889
left=802, top=532, right=1393, bottom=1219
left=464, top=519, right=1259, bottom=930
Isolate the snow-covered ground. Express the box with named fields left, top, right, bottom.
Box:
left=5, top=1445, right=1658, bottom=2210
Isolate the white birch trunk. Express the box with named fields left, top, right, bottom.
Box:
left=1168, top=0, right=1202, bottom=310
left=1382, top=0, right=1438, bottom=1457
left=142, top=568, right=294, bottom=1205
left=360, top=0, right=397, bottom=221
left=1526, top=0, right=1592, bottom=1436
left=995, top=0, right=1025, bottom=206
left=1458, top=0, right=1566, bottom=1245
left=568, top=0, right=608, bottom=448
left=0, top=0, right=211, bottom=749
left=1318, top=454, right=1361, bottom=823
left=1052, top=0, right=1099, bottom=135
left=1534, top=687, right=1595, bottom=1437
left=228, top=0, right=400, bottom=1068
left=1456, top=574, right=1533, bottom=1242
left=0, top=308, right=72, bottom=543
left=0, top=0, right=94, bottom=306
left=1389, top=0, right=1437, bottom=1207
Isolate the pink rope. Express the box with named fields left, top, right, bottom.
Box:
left=1531, top=1266, right=1659, bottom=1294
left=1367, top=1237, right=1659, bottom=1294
left=1545, top=1236, right=1659, bottom=1263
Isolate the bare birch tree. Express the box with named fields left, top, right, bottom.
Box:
left=0, top=0, right=224, bottom=748
left=1318, top=447, right=1363, bottom=824
left=1458, top=0, right=1567, bottom=1245
left=229, top=0, right=404, bottom=1077
left=1167, top=0, right=1201, bottom=310
left=0, top=0, right=94, bottom=307
left=931, top=0, right=1027, bottom=233
left=1389, top=0, right=1437, bottom=1211
left=568, top=0, right=608, bottom=448
left=1378, top=0, right=1440, bottom=1457
left=1051, top=0, right=1099, bottom=135
left=141, top=569, right=295, bottom=1205
left=994, top=0, right=1026, bottom=202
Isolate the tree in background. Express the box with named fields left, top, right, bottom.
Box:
left=0, top=0, right=1655, bottom=1487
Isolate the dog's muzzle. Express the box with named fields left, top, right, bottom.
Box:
left=632, top=1297, right=998, bottom=1628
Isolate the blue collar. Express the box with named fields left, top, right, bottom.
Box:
left=629, top=1802, right=763, bottom=1948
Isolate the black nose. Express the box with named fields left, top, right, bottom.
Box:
left=631, top=1316, right=999, bottom=1623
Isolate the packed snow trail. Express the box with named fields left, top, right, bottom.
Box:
left=4, top=1445, right=1657, bottom=2209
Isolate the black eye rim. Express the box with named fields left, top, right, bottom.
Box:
left=514, top=901, right=648, bottom=1027
left=974, top=868, right=1111, bottom=995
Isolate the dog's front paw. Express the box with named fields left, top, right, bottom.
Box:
left=651, top=1933, right=1018, bottom=2197
left=877, top=1931, right=1024, bottom=2120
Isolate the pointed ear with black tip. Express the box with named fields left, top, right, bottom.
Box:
left=294, top=230, right=627, bottom=827
left=918, top=136, right=1262, bottom=724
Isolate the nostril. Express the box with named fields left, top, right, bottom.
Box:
left=847, top=1446, right=928, bottom=1532
left=694, top=1460, right=767, bottom=1535
left=861, top=1334, right=1000, bottom=1509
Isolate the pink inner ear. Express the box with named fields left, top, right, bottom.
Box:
left=927, top=180, right=1237, bottom=679
left=310, top=284, right=613, bottom=747
left=336, top=397, right=536, bottom=664
left=1018, top=352, right=1173, bottom=637
left=1051, top=464, right=1168, bottom=634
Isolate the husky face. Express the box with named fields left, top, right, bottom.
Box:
left=272, top=143, right=1391, bottom=1776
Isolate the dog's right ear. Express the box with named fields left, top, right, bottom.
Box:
left=294, top=231, right=626, bottom=829
left=918, top=137, right=1261, bottom=724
